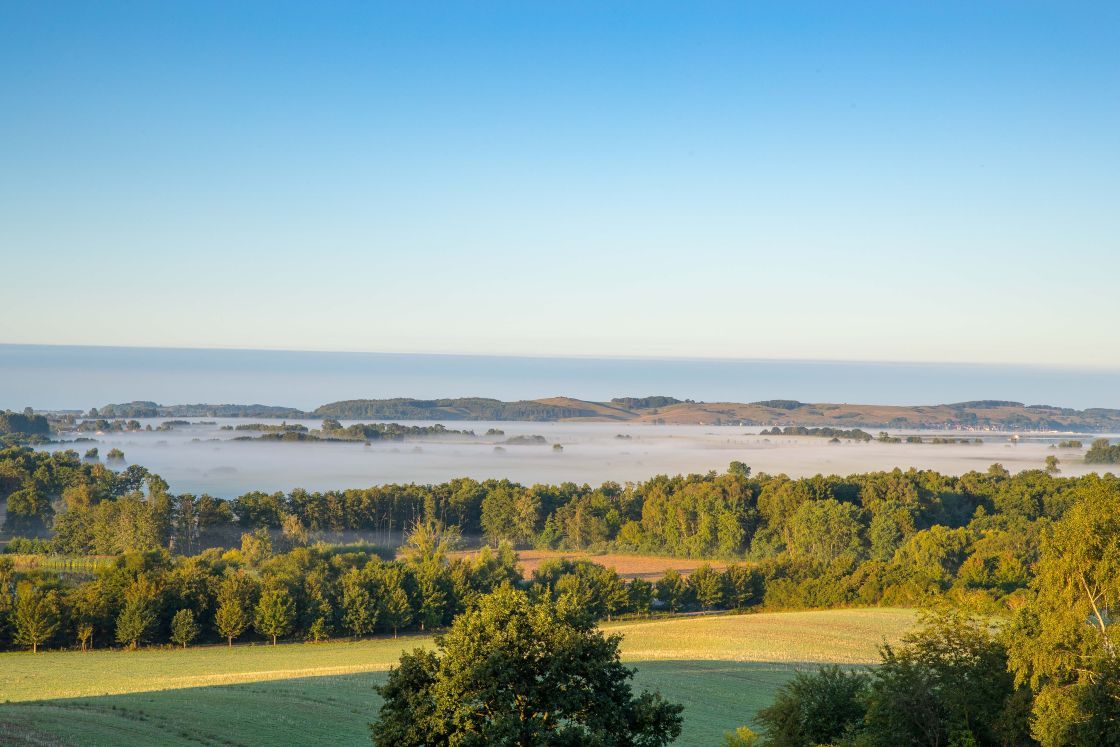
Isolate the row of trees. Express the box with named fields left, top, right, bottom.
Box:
left=0, top=523, right=763, bottom=654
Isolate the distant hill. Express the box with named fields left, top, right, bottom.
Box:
left=94, top=402, right=309, bottom=418
left=313, top=397, right=606, bottom=422
left=86, top=397, right=1120, bottom=431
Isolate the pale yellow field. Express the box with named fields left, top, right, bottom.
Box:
left=0, top=608, right=914, bottom=704
left=608, top=607, right=914, bottom=664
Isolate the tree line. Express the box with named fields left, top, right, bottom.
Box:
left=0, top=522, right=760, bottom=654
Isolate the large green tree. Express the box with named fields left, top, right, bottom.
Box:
left=215, top=572, right=256, bottom=647
left=170, top=608, right=199, bottom=648
left=115, top=576, right=160, bottom=650
left=12, top=584, right=60, bottom=653
left=341, top=567, right=379, bottom=638
left=755, top=665, right=869, bottom=747
left=370, top=586, right=683, bottom=746
left=860, top=610, right=1029, bottom=747
left=1006, top=484, right=1120, bottom=746
left=254, top=585, right=296, bottom=645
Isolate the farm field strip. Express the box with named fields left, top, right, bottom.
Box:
left=0, top=609, right=916, bottom=746
left=450, top=548, right=732, bottom=580
left=0, top=609, right=913, bottom=702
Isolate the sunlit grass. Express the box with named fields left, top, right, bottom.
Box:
left=0, top=608, right=916, bottom=746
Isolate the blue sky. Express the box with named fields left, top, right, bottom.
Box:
left=1, top=1, right=1117, bottom=366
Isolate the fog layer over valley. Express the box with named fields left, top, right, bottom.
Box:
left=39, top=418, right=1117, bottom=498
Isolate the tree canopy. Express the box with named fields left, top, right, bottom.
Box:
left=370, top=586, right=683, bottom=746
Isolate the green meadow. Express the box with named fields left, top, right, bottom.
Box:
left=0, top=608, right=915, bottom=746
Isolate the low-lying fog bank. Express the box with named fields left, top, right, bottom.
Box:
left=36, top=418, right=1117, bottom=498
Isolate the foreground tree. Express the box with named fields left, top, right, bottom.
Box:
left=755, top=665, right=869, bottom=747
left=860, top=610, right=1030, bottom=747
left=1006, top=484, right=1120, bottom=746
left=370, top=586, right=683, bottom=746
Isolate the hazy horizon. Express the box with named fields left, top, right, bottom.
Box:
left=4, top=343, right=1119, bottom=411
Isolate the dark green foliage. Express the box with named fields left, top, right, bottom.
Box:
left=753, top=400, right=805, bottom=410
left=0, top=410, right=51, bottom=437
left=12, top=584, right=60, bottom=653
left=215, top=572, right=256, bottom=646
left=170, top=608, right=199, bottom=648
left=97, top=402, right=307, bottom=418
left=315, top=397, right=602, bottom=421
left=254, top=585, right=296, bottom=644
left=689, top=564, right=725, bottom=610
left=1084, top=438, right=1120, bottom=464
left=761, top=426, right=873, bottom=441
left=610, top=396, right=683, bottom=409
left=115, top=576, right=160, bottom=649
left=369, top=586, right=683, bottom=746
left=1005, top=483, right=1120, bottom=746
left=753, top=613, right=1032, bottom=747
left=755, top=666, right=869, bottom=747
left=232, top=421, right=473, bottom=442
left=655, top=569, right=690, bottom=613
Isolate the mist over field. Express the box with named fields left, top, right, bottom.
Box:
left=39, top=418, right=1116, bottom=498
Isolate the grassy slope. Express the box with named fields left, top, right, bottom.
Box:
left=0, top=608, right=915, bottom=746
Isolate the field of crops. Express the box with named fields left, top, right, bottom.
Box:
left=451, top=548, right=731, bottom=580
left=0, top=608, right=915, bottom=746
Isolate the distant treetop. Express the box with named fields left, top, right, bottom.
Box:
left=610, top=396, right=683, bottom=409
left=752, top=400, right=805, bottom=410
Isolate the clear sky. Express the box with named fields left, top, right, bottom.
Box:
left=1, top=1, right=1117, bottom=366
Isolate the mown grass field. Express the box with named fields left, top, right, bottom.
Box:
left=0, top=608, right=915, bottom=746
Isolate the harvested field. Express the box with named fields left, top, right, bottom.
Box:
left=451, top=548, right=731, bottom=580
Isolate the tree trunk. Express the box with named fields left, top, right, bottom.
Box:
left=228, top=636, right=233, bottom=647
left=272, top=634, right=277, bottom=645
left=32, top=641, right=37, bottom=654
